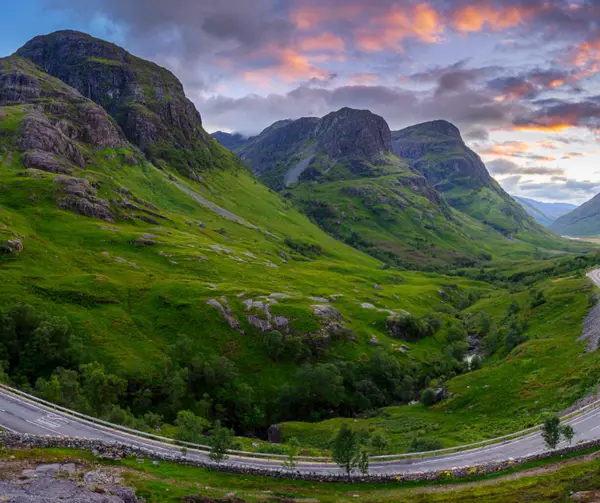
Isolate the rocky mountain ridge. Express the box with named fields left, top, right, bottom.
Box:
left=16, top=30, right=226, bottom=180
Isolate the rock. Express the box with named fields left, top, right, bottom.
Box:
left=311, top=304, right=341, bottom=321
left=309, top=296, right=330, bottom=303
left=56, top=177, right=114, bottom=222
left=0, top=238, right=23, bottom=254
left=571, top=491, right=600, bottom=502
left=267, top=424, right=282, bottom=444
left=368, top=335, right=380, bottom=346
left=373, top=284, right=382, bottom=290
left=361, top=303, right=376, bottom=309
left=206, top=298, right=242, bottom=332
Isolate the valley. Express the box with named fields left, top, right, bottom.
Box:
left=1, top=29, right=600, bottom=493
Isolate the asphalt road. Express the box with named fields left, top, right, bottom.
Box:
left=1, top=268, right=599, bottom=475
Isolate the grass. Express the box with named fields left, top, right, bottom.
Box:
left=4, top=447, right=600, bottom=502
left=283, top=275, right=600, bottom=453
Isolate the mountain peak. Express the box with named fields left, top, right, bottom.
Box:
left=396, top=119, right=463, bottom=140
left=15, top=30, right=227, bottom=180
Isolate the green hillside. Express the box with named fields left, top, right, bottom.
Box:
left=550, top=193, right=600, bottom=237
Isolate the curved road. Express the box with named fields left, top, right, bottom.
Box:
left=1, top=269, right=599, bottom=476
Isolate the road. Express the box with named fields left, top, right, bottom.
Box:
left=2, top=386, right=600, bottom=475
left=1, top=269, right=600, bottom=476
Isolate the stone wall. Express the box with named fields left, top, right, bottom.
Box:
left=1, top=432, right=598, bottom=483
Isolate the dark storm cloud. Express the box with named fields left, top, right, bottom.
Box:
left=513, top=99, right=600, bottom=131
left=487, top=159, right=564, bottom=176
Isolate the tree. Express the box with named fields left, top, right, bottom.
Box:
left=507, top=299, right=521, bottom=316
left=421, top=388, right=437, bottom=407
left=209, top=421, right=233, bottom=464
left=541, top=415, right=561, bottom=450
left=331, top=424, right=362, bottom=480
left=561, top=424, right=575, bottom=445
left=175, top=410, right=210, bottom=443
left=369, top=430, right=390, bottom=455
left=282, top=436, right=300, bottom=470
left=469, top=355, right=482, bottom=371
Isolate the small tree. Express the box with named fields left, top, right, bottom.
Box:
left=357, top=447, right=369, bottom=475
left=209, top=421, right=233, bottom=464
left=561, top=424, right=575, bottom=445
left=180, top=446, right=188, bottom=457
left=331, top=424, right=362, bottom=480
left=282, top=437, right=300, bottom=470
left=541, top=415, right=561, bottom=450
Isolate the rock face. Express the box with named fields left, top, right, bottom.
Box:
left=0, top=56, right=127, bottom=174
left=0, top=462, right=143, bottom=503
left=237, top=108, right=406, bottom=188
left=17, top=30, right=224, bottom=178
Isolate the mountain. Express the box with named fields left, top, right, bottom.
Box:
left=513, top=196, right=576, bottom=227
left=16, top=30, right=226, bottom=181
left=212, top=131, right=248, bottom=150
left=391, top=120, right=543, bottom=237
left=1, top=31, right=513, bottom=439
left=236, top=111, right=581, bottom=267
left=550, top=194, right=600, bottom=236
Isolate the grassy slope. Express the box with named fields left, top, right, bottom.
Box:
left=0, top=106, right=494, bottom=396
left=6, top=447, right=600, bottom=503
left=283, top=273, right=600, bottom=452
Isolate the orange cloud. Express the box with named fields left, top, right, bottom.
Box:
left=538, top=141, right=558, bottom=149
left=242, top=45, right=330, bottom=86
left=481, top=141, right=532, bottom=157
left=348, top=73, right=380, bottom=85
left=298, top=33, right=345, bottom=52
left=513, top=124, right=575, bottom=133
left=355, top=3, right=443, bottom=52
left=450, top=3, right=528, bottom=33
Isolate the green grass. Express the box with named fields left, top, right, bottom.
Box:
left=283, top=275, right=600, bottom=452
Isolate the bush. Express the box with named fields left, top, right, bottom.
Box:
left=409, top=437, right=444, bottom=452
left=421, top=388, right=438, bottom=407
left=284, top=237, right=323, bottom=259
left=387, top=315, right=431, bottom=341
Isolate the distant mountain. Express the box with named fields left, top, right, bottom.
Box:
left=550, top=194, right=600, bottom=236
left=391, top=120, right=542, bottom=237
left=212, top=131, right=248, bottom=150
left=513, top=196, right=576, bottom=227
left=234, top=109, right=577, bottom=267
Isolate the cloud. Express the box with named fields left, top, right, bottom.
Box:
left=448, top=2, right=529, bottom=34
left=487, top=159, right=564, bottom=176
left=517, top=178, right=600, bottom=202
left=348, top=73, right=380, bottom=85
left=512, top=99, right=600, bottom=132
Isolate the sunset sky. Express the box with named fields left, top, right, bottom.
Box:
left=2, top=0, right=600, bottom=204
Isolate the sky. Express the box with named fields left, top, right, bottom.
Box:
left=2, top=1, right=600, bottom=204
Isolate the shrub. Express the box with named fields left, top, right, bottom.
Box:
left=409, top=436, right=443, bottom=452
left=420, top=387, right=438, bottom=407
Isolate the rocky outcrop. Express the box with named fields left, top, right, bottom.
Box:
left=17, top=31, right=219, bottom=177
left=206, top=298, right=242, bottom=332
left=0, top=56, right=127, bottom=174
left=55, top=176, right=114, bottom=222
left=0, top=461, right=143, bottom=503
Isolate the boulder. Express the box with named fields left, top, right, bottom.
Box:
left=267, top=424, right=282, bottom=444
